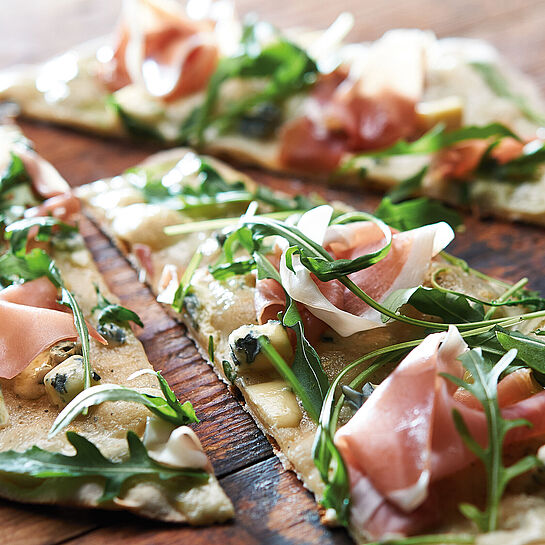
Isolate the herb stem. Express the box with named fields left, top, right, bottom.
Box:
left=258, top=335, right=320, bottom=422
left=483, top=277, right=529, bottom=320
left=164, top=210, right=306, bottom=236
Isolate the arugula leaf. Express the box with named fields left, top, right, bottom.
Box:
left=254, top=248, right=329, bottom=420
left=496, top=330, right=545, bottom=373
left=383, top=286, right=485, bottom=324
left=478, top=140, right=545, bottom=181
left=92, top=284, right=143, bottom=328
left=0, top=248, right=52, bottom=287
left=442, top=348, right=541, bottom=532
left=0, top=152, right=31, bottom=196
left=172, top=249, right=203, bottom=313
left=48, top=263, right=94, bottom=394
left=385, top=166, right=428, bottom=204
left=375, top=197, right=463, bottom=231
left=0, top=431, right=208, bottom=504
left=342, top=122, right=518, bottom=169
left=49, top=373, right=198, bottom=436
left=470, top=62, right=545, bottom=126
left=4, top=216, right=77, bottom=256
left=107, top=95, right=164, bottom=141
left=181, top=20, right=318, bottom=144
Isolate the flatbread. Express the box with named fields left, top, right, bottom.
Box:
left=2, top=3, right=545, bottom=225
left=0, top=125, right=233, bottom=524
left=78, top=146, right=545, bottom=544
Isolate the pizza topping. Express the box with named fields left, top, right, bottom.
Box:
left=92, top=284, right=143, bottom=346
left=143, top=419, right=210, bottom=470
left=277, top=208, right=453, bottom=336
left=49, top=370, right=199, bottom=435
left=44, top=355, right=102, bottom=407
left=0, top=387, right=8, bottom=429
left=102, top=0, right=219, bottom=101
left=14, top=145, right=70, bottom=199
left=334, top=327, right=545, bottom=537
left=228, top=321, right=293, bottom=372
left=24, top=192, right=81, bottom=224
left=279, top=30, right=428, bottom=171
left=245, top=380, right=303, bottom=429
left=180, top=20, right=318, bottom=145
left=0, top=279, right=80, bottom=379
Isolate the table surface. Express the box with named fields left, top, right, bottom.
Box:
left=2, top=1, right=545, bottom=545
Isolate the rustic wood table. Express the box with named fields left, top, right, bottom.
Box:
left=2, top=1, right=545, bottom=544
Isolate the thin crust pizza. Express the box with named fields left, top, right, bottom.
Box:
left=78, top=146, right=545, bottom=544
left=3, top=1, right=545, bottom=225
left=0, top=125, right=233, bottom=524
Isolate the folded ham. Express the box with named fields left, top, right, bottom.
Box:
left=102, top=0, right=219, bottom=101
left=335, top=326, right=545, bottom=539
left=0, top=277, right=105, bottom=379
left=255, top=206, right=454, bottom=339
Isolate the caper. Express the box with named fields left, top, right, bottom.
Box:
left=97, top=322, right=127, bottom=346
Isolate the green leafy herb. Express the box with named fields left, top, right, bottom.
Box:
left=442, top=348, right=541, bottom=532
left=375, top=197, right=463, bottom=231
left=172, top=249, right=203, bottom=313
left=4, top=216, right=77, bottom=256
left=208, top=335, right=215, bottom=361
left=385, top=166, right=428, bottom=203
left=107, top=95, right=164, bottom=141
left=181, top=20, right=318, bottom=144
left=341, top=122, right=518, bottom=171
left=478, top=139, right=545, bottom=181
left=92, top=284, right=143, bottom=328
left=496, top=330, right=545, bottom=373
left=49, top=372, right=198, bottom=436
left=0, top=431, right=207, bottom=504
left=0, top=152, right=31, bottom=196
left=470, top=62, right=545, bottom=126
left=222, top=360, right=237, bottom=383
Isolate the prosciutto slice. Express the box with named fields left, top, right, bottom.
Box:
left=254, top=206, right=454, bottom=338
left=24, top=192, right=81, bottom=224
left=102, top=0, right=219, bottom=101
left=0, top=278, right=106, bottom=379
left=334, top=326, right=545, bottom=538
left=279, top=30, right=430, bottom=171
left=14, top=145, right=70, bottom=199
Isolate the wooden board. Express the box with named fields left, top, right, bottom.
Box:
left=2, top=1, right=545, bottom=544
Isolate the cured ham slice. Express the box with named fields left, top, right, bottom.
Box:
left=268, top=206, right=453, bottom=337
left=0, top=278, right=106, bottom=379
left=434, top=136, right=526, bottom=180
left=0, top=279, right=79, bottom=379
left=334, top=326, right=545, bottom=538
left=102, top=0, right=219, bottom=101
left=279, top=30, right=429, bottom=171
left=24, top=192, right=81, bottom=224
left=14, top=145, right=70, bottom=199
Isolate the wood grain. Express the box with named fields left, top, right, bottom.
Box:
left=1, top=1, right=545, bottom=545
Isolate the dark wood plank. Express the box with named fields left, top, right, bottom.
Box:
left=59, top=458, right=352, bottom=545
left=80, top=216, right=274, bottom=477
left=0, top=501, right=98, bottom=545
